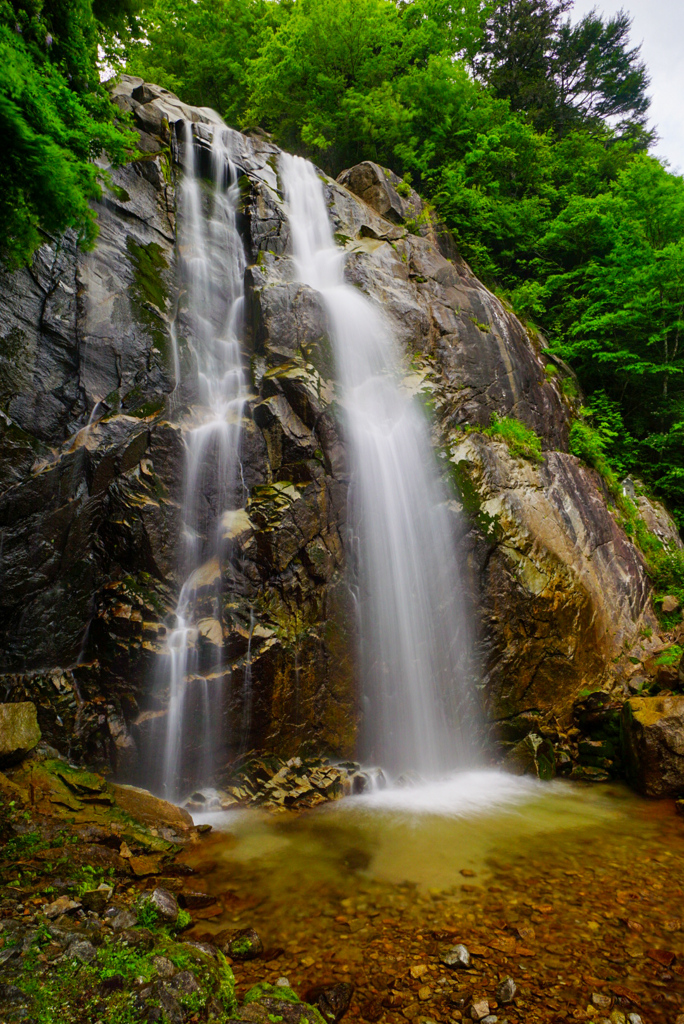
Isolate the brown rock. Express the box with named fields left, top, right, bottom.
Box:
left=109, top=783, right=193, bottom=830
left=43, top=896, right=81, bottom=919
left=661, top=595, right=681, bottom=614
left=129, top=854, right=165, bottom=876
left=0, top=703, right=40, bottom=765
left=307, top=982, right=354, bottom=1023
left=178, top=890, right=216, bottom=909
left=470, top=997, right=490, bottom=1021
left=337, top=161, right=422, bottom=227
left=622, top=696, right=684, bottom=797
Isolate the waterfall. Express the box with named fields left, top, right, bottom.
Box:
left=279, top=154, right=475, bottom=778
left=152, top=123, right=248, bottom=799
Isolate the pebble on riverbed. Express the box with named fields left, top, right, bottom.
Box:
left=440, top=943, right=470, bottom=968
left=306, top=981, right=354, bottom=1022
left=470, top=996, right=490, bottom=1021
left=496, top=977, right=517, bottom=1004
left=225, top=926, right=264, bottom=960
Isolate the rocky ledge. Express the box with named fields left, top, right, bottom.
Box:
left=0, top=75, right=682, bottom=795
left=0, top=731, right=352, bottom=1024
left=185, top=755, right=386, bottom=815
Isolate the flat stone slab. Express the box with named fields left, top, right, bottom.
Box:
left=109, top=783, right=193, bottom=830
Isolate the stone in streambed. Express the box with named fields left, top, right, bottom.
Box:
left=306, top=982, right=354, bottom=1022
left=226, top=927, right=264, bottom=960
left=178, top=889, right=216, bottom=909
left=0, top=702, right=40, bottom=765
left=470, top=997, right=490, bottom=1021
left=440, top=944, right=470, bottom=968
left=496, top=977, right=517, bottom=1004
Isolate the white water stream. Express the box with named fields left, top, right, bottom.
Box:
left=146, top=140, right=477, bottom=798
left=153, top=125, right=248, bottom=798
left=279, top=155, right=475, bottom=778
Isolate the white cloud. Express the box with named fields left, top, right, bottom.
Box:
left=570, top=0, right=684, bottom=173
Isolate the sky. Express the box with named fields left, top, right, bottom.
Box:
left=571, top=0, right=684, bottom=173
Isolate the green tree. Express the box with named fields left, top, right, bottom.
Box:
left=542, top=158, right=684, bottom=516
left=474, top=0, right=571, bottom=123
left=475, top=0, right=651, bottom=142
left=243, top=0, right=488, bottom=169
left=244, top=0, right=407, bottom=164
left=126, top=0, right=277, bottom=126
left=0, top=0, right=136, bottom=269
left=552, top=8, right=651, bottom=142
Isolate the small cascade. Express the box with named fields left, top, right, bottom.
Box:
left=151, top=123, right=248, bottom=800
left=279, top=154, right=476, bottom=778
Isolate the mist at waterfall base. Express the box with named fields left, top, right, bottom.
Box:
left=279, top=153, right=477, bottom=780
left=143, top=124, right=249, bottom=800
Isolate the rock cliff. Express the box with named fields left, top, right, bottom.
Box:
left=0, top=77, right=673, bottom=779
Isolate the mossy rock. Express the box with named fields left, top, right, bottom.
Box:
left=242, top=982, right=327, bottom=1024
left=3, top=926, right=237, bottom=1023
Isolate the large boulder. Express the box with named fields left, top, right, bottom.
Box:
left=109, top=783, right=193, bottom=830
left=0, top=702, right=40, bottom=765
left=622, top=696, right=684, bottom=797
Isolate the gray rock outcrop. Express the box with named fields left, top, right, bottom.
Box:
left=0, top=77, right=671, bottom=778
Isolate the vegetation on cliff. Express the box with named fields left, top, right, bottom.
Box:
left=125, top=0, right=683, bottom=525
left=0, top=0, right=138, bottom=268
left=1, top=0, right=682, bottom=526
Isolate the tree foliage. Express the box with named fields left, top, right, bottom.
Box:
left=0, top=0, right=136, bottom=268
left=124, top=0, right=681, bottom=523
left=474, top=1, right=651, bottom=142
left=126, top=0, right=279, bottom=126
left=4, top=0, right=681, bottom=524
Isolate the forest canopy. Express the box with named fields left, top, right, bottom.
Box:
left=2, top=0, right=683, bottom=525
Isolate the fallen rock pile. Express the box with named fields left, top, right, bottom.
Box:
left=184, top=756, right=386, bottom=814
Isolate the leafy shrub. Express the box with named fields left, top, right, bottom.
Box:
left=483, top=413, right=543, bottom=462
left=655, top=644, right=683, bottom=667
left=649, top=547, right=684, bottom=608
left=136, top=900, right=159, bottom=929
left=174, top=908, right=192, bottom=931
left=569, top=419, right=621, bottom=496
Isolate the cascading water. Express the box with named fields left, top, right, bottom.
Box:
left=279, top=154, right=476, bottom=778
left=151, top=123, right=248, bottom=799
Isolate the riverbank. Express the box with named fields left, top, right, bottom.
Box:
left=2, top=751, right=682, bottom=1023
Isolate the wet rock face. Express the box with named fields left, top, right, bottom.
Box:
left=0, top=702, right=40, bottom=765
left=448, top=436, right=654, bottom=725
left=334, top=163, right=569, bottom=449
left=622, top=696, right=684, bottom=797
left=0, top=78, right=665, bottom=776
